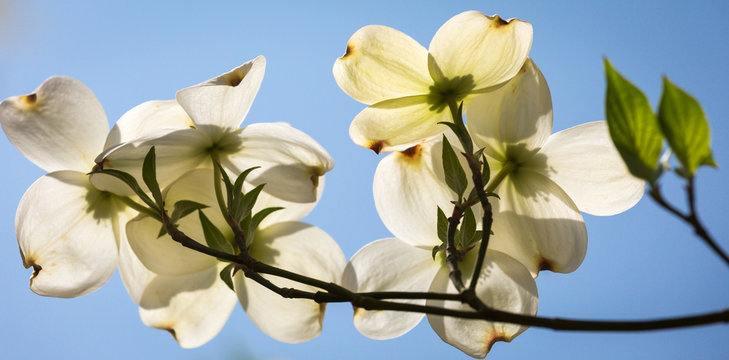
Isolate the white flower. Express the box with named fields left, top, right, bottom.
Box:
left=342, top=210, right=537, bottom=358
left=93, top=56, right=333, bottom=210
left=0, top=77, right=133, bottom=297
left=333, top=11, right=532, bottom=153
left=372, top=58, right=645, bottom=277
left=126, top=168, right=346, bottom=347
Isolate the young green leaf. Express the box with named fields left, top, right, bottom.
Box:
left=658, top=77, right=716, bottom=176
left=215, top=161, right=234, bottom=208
left=171, top=200, right=208, bottom=223
left=142, top=147, right=164, bottom=208
left=198, top=210, right=234, bottom=255
left=457, top=208, right=476, bottom=248
left=219, top=263, right=236, bottom=292
left=232, top=166, right=260, bottom=201
left=90, top=168, right=158, bottom=211
left=441, top=135, right=468, bottom=199
left=241, top=207, right=284, bottom=247
left=604, top=59, right=664, bottom=181
left=436, top=207, right=448, bottom=244
left=234, top=184, right=265, bottom=222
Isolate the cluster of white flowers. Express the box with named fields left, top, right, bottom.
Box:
left=0, top=56, right=344, bottom=347
left=0, top=10, right=644, bottom=359
left=335, top=11, right=644, bottom=358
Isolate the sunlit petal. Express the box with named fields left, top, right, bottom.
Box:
left=427, top=250, right=538, bottom=358
left=349, top=95, right=451, bottom=153
left=176, top=56, right=265, bottom=138
left=342, top=238, right=441, bottom=339
left=527, top=121, right=645, bottom=216
left=428, top=11, right=532, bottom=90
left=0, top=76, right=107, bottom=172
left=16, top=171, right=118, bottom=297
left=489, top=171, right=587, bottom=276
left=333, top=25, right=431, bottom=105
left=139, top=263, right=237, bottom=348
left=467, top=59, right=552, bottom=163
left=223, top=122, right=333, bottom=204
left=104, top=100, right=193, bottom=149
left=236, top=222, right=345, bottom=343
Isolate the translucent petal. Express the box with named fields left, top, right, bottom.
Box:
left=428, top=11, right=533, bottom=90
left=90, top=127, right=210, bottom=196
left=489, top=171, right=587, bottom=276
left=139, top=263, right=237, bottom=348
left=16, top=171, right=118, bottom=297
left=0, top=76, right=107, bottom=172
left=126, top=215, right=218, bottom=277
left=222, top=122, right=333, bottom=204
left=176, top=56, right=265, bottom=139
left=126, top=169, right=228, bottom=276
left=527, top=121, right=645, bottom=216
left=117, top=208, right=156, bottom=303
left=349, top=95, right=452, bottom=153
left=333, top=25, right=431, bottom=105
left=373, top=138, right=459, bottom=247
left=235, top=222, right=345, bottom=343
left=467, top=59, right=552, bottom=163
left=427, top=250, right=538, bottom=358
left=104, top=100, right=193, bottom=149
left=342, top=238, right=441, bottom=339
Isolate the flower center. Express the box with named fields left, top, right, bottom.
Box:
left=427, top=75, right=476, bottom=112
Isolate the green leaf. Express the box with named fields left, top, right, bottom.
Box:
left=233, top=167, right=260, bottom=199
left=219, top=263, right=235, bottom=292
left=436, top=207, right=448, bottom=244
left=142, top=147, right=164, bottom=208
left=171, top=200, right=208, bottom=222
left=604, top=58, right=664, bottom=181
left=241, top=207, right=284, bottom=247
left=457, top=208, right=476, bottom=248
left=441, top=135, right=468, bottom=199
left=198, top=210, right=234, bottom=255
left=658, top=77, right=716, bottom=176
left=215, top=161, right=234, bottom=208
left=90, top=168, right=158, bottom=211
left=233, top=184, right=265, bottom=222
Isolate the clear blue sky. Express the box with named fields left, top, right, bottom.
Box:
left=1, top=1, right=728, bottom=359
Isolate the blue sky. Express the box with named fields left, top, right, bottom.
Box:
left=1, top=1, right=728, bottom=359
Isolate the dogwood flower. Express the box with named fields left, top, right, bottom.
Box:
left=333, top=10, right=532, bottom=153
left=373, top=59, right=644, bottom=277
left=0, top=77, right=139, bottom=297
left=126, top=168, right=346, bottom=347
left=93, top=56, right=333, bottom=211
left=342, top=207, right=537, bottom=358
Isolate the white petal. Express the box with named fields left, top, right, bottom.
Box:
left=427, top=250, right=538, bottom=358
left=176, top=56, right=265, bottom=139
left=126, top=215, right=219, bottom=277
left=467, top=59, right=552, bottom=162
left=373, top=138, right=460, bottom=247
left=16, top=171, right=118, bottom=297
left=528, top=121, right=645, bottom=216
left=117, top=208, right=156, bottom=303
left=350, top=95, right=452, bottom=153
left=0, top=76, right=107, bottom=172
left=342, top=238, right=441, bottom=339
left=126, top=168, right=230, bottom=276
left=489, top=171, right=587, bottom=276
left=90, top=127, right=210, bottom=196
left=248, top=175, right=326, bottom=227
left=428, top=11, right=533, bottom=90
left=104, top=100, right=193, bottom=149
left=222, top=122, right=333, bottom=204
left=139, top=263, right=237, bottom=348
left=235, top=222, right=345, bottom=343
left=333, top=25, right=431, bottom=105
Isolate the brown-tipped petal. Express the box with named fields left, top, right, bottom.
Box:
left=334, top=25, right=431, bottom=105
